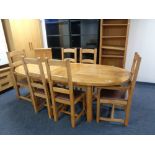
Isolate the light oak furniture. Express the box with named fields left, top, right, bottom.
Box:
left=2, top=19, right=43, bottom=58
left=0, top=67, right=13, bottom=92
left=80, top=48, right=97, bottom=64
left=34, top=48, right=52, bottom=59
left=7, top=50, right=31, bottom=102
left=96, top=52, right=141, bottom=126
left=15, top=62, right=130, bottom=122
left=61, top=48, right=77, bottom=63
left=0, top=20, right=11, bottom=92
left=22, top=57, right=52, bottom=118
left=45, top=59, right=85, bottom=128
left=99, top=19, right=130, bottom=68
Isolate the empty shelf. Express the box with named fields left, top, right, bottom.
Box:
left=102, top=46, right=125, bottom=51
left=102, top=24, right=128, bottom=26
left=102, top=55, right=124, bottom=58
left=102, top=36, right=126, bottom=38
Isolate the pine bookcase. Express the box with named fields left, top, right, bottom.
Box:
left=99, top=19, right=130, bottom=68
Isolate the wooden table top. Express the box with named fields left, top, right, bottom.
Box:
left=15, top=63, right=130, bottom=87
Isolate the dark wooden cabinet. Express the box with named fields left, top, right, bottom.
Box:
left=45, top=19, right=100, bottom=61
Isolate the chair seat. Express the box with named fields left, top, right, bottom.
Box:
left=55, top=89, right=85, bottom=104
left=33, top=87, right=46, bottom=98
left=16, top=77, right=28, bottom=87
left=100, top=89, right=127, bottom=100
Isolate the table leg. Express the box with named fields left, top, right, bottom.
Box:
left=86, top=86, right=93, bottom=122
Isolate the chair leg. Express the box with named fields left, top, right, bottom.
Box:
left=11, top=74, right=20, bottom=99
left=53, top=100, right=58, bottom=122
left=82, top=96, right=86, bottom=114
left=124, top=105, right=131, bottom=126
left=15, top=85, right=20, bottom=99
left=46, top=99, right=52, bottom=119
left=96, top=96, right=100, bottom=123
left=32, top=96, right=40, bottom=113
left=111, top=104, right=115, bottom=119
left=71, top=104, right=75, bottom=128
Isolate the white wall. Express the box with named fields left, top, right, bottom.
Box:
left=126, top=19, right=155, bottom=83
left=41, top=19, right=48, bottom=48
left=0, top=20, right=8, bottom=66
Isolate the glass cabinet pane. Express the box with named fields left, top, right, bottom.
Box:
left=47, top=36, right=60, bottom=47
left=45, top=19, right=99, bottom=62
left=81, top=34, right=98, bottom=48
left=60, top=36, right=70, bottom=47
left=71, top=36, right=81, bottom=47
left=45, top=19, right=69, bottom=36
left=70, top=20, right=81, bottom=34
left=45, top=23, right=59, bottom=35
left=81, top=19, right=99, bottom=35
left=47, top=36, right=70, bottom=48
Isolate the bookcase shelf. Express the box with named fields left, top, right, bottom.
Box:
left=101, top=55, right=124, bottom=58
left=102, top=24, right=128, bottom=26
left=102, top=36, right=126, bottom=38
left=99, top=19, right=130, bottom=68
left=102, top=45, right=125, bottom=51
left=70, top=34, right=80, bottom=36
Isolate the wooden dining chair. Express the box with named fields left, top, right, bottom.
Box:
left=22, top=57, right=52, bottom=118
left=7, top=50, right=31, bottom=102
left=45, top=59, right=85, bottom=128
left=34, top=48, right=52, bottom=59
left=80, top=48, right=97, bottom=64
left=96, top=52, right=141, bottom=126
left=61, top=48, right=77, bottom=63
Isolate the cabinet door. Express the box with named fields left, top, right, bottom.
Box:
left=9, top=19, right=43, bottom=58
left=26, top=19, right=43, bottom=57
left=9, top=20, right=31, bottom=57
left=31, top=20, right=43, bottom=48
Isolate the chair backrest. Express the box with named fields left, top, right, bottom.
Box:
left=61, top=48, right=77, bottom=63
left=34, top=48, right=52, bottom=59
left=128, top=52, right=141, bottom=100
left=22, top=57, right=47, bottom=93
left=7, top=50, right=26, bottom=70
left=80, top=48, right=97, bottom=64
left=130, top=52, right=141, bottom=88
left=45, top=59, right=74, bottom=102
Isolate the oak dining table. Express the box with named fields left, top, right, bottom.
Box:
left=15, top=62, right=130, bottom=122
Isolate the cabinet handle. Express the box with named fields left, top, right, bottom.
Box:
left=29, top=42, right=31, bottom=50
left=31, top=42, right=33, bottom=50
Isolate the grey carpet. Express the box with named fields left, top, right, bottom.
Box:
left=0, top=82, right=155, bottom=135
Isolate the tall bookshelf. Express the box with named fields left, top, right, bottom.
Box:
left=99, top=19, right=130, bottom=68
